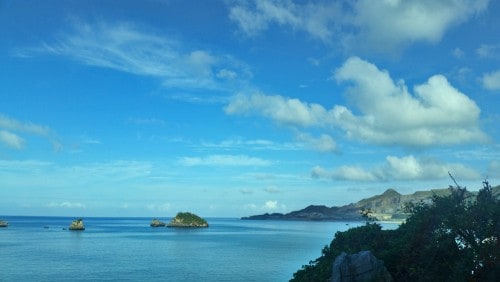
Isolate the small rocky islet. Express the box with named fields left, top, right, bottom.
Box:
left=0, top=219, right=8, bottom=227
left=167, top=212, right=209, bottom=228
left=68, top=218, right=85, bottom=231
left=150, top=218, right=166, bottom=227
left=151, top=212, right=208, bottom=228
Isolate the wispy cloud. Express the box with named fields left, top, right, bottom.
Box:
left=264, top=186, right=281, bottom=194
left=47, top=201, right=86, bottom=209
left=228, top=0, right=489, bottom=52
left=295, top=132, right=337, bottom=153
left=226, top=57, right=488, bottom=147
left=147, top=203, right=172, bottom=212
left=179, top=154, right=272, bottom=167
left=0, top=130, right=25, bottom=149
left=0, top=114, right=51, bottom=135
left=0, top=114, right=60, bottom=151
left=16, top=20, right=252, bottom=93
left=128, top=117, right=167, bottom=127
left=476, top=44, right=500, bottom=59
left=312, top=155, right=481, bottom=182
left=0, top=159, right=154, bottom=187
left=488, top=160, right=500, bottom=178
left=240, top=188, right=253, bottom=195
left=244, top=200, right=286, bottom=212
left=200, top=137, right=301, bottom=151
left=481, top=70, right=500, bottom=91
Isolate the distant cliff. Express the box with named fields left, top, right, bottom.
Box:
left=242, top=186, right=500, bottom=222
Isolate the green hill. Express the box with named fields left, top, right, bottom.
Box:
left=167, top=212, right=209, bottom=228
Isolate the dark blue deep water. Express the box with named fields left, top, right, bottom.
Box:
left=0, top=216, right=393, bottom=281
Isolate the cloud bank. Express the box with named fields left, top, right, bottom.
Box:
left=228, top=0, right=489, bottom=52
left=226, top=57, right=487, bottom=148
left=312, top=155, right=480, bottom=182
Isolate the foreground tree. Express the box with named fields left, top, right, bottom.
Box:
left=291, top=180, right=499, bottom=281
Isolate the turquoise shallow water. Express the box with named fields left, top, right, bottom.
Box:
left=0, top=216, right=392, bottom=281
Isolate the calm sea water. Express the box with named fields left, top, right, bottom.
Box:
left=0, top=216, right=395, bottom=281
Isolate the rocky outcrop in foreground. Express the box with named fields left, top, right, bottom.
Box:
left=167, top=212, right=208, bottom=228
left=331, top=251, right=392, bottom=282
left=0, top=220, right=8, bottom=227
left=69, top=218, right=85, bottom=230
left=150, top=218, right=166, bottom=227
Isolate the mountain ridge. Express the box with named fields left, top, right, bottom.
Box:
left=242, top=186, right=500, bottom=222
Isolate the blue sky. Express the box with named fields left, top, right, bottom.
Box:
left=1, top=0, right=499, bottom=217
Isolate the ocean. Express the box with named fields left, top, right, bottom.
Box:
left=0, top=216, right=394, bottom=281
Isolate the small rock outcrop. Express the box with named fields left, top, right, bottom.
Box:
left=167, top=212, right=208, bottom=228
left=0, top=220, right=8, bottom=227
left=68, top=218, right=85, bottom=231
left=150, top=218, right=166, bottom=227
left=331, top=250, right=392, bottom=282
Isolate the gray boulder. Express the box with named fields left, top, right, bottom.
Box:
left=331, top=250, right=392, bottom=282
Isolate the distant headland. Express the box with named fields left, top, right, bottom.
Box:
left=242, top=186, right=500, bottom=222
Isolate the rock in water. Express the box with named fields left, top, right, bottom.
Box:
left=150, top=218, right=166, bottom=227
left=331, top=250, right=392, bottom=282
left=167, top=212, right=208, bottom=228
left=69, top=218, right=85, bottom=231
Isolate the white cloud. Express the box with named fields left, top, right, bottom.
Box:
left=225, top=92, right=331, bottom=127
left=347, top=0, right=488, bottom=51
left=312, top=155, right=481, bottom=182
left=244, top=200, right=286, bottom=212
left=226, top=57, right=487, bottom=147
left=128, top=117, right=167, bottom=126
left=0, top=114, right=50, bottom=136
left=452, top=47, right=465, bottom=58
left=476, top=44, right=500, bottom=59
left=200, top=137, right=300, bottom=151
left=240, top=188, right=253, bottom=194
left=216, top=68, right=238, bottom=80
left=488, top=160, right=500, bottom=178
left=0, top=130, right=25, bottom=149
left=334, top=57, right=487, bottom=146
left=264, top=200, right=278, bottom=209
left=47, top=201, right=86, bottom=209
left=481, top=70, right=500, bottom=90
left=228, top=0, right=488, bottom=52
left=264, top=186, right=281, bottom=193
left=312, top=165, right=377, bottom=181
left=0, top=114, right=59, bottom=150
left=17, top=20, right=251, bottom=92
left=179, top=154, right=272, bottom=166
left=228, top=1, right=344, bottom=42
left=296, top=132, right=337, bottom=153
left=147, top=203, right=172, bottom=212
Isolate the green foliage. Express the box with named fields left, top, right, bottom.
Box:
left=174, top=212, right=208, bottom=225
left=291, top=180, right=500, bottom=282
